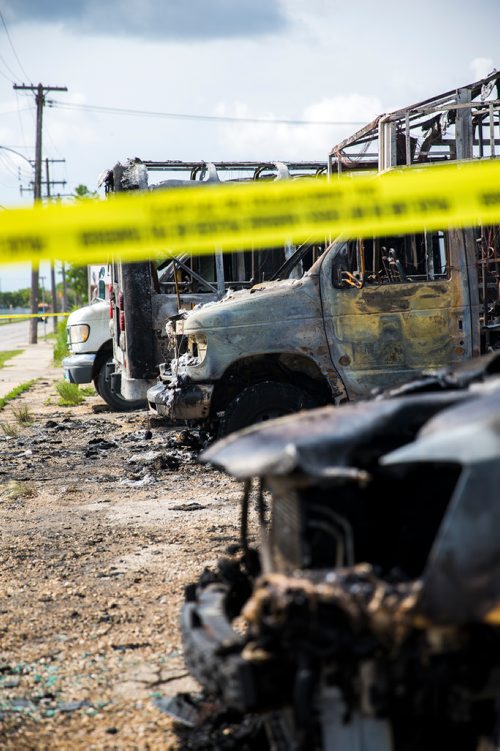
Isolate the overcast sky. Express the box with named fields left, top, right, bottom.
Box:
left=0, top=0, right=498, bottom=292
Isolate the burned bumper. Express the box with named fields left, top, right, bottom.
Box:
left=147, top=379, right=214, bottom=422
left=180, top=555, right=294, bottom=715
left=181, top=561, right=420, bottom=712
left=181, top=584, right=259, bottom=713
left=181, top=548, right=500, bottom=748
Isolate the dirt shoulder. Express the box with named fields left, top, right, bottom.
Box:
left=0, top=374, right=249, bottom=750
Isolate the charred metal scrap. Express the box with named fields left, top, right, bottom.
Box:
left=179, top=351, right=500, bottom=750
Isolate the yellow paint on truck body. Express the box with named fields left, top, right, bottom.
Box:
left=318, top=228, right=477, bottom=398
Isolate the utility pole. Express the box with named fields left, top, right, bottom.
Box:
left=21, top=156, right=66, bottom=333
left=45, top=158, right=67, bottom=332
left=13, top=82, right=67, bottom=344
left=61, top=260, right=68, bottom=314
left=21, top=157, right=67, bottom=329
left=39, top=274, right=47, bottom=339
left=46, top=158, right=57, bottom=334
left=20, top=158, right=66, bottom=198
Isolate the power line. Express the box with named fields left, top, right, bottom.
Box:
left=0, top=153, right=30, bottom=182
left=0, top=146, right=33, bottom=186
left=0, top=9, right=35, bottom=156
left=0, top=144, right=33, bottom=165
left=47, top=99, right=367, bottom=127
left=0, top=10, right=30, bottom=81
left=0, top=106, right=34, bottom=115
left=0, top=57, right=16, bottom=83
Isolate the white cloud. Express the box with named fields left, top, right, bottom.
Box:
left=470, top=57, right=495, bottom=80
left=44, top=93, right=100, bottom=149
left=214, top=95, right=382, bottom=161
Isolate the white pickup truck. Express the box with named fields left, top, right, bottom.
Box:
left=62, top=299, right=145, bottom=411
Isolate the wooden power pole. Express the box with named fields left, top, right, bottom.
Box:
left=13, top=82, right=67, bottom=344
left=45, top=158, right=67, bottom=332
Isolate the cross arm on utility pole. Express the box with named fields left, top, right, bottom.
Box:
left=13, top=85, right=68, bottom=201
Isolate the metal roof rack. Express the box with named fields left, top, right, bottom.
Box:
left=329, top=69, right=500, bottom=174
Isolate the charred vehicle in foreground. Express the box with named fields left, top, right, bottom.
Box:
left=176, top=351, right=500, bottom=750
left=147, top=71, right=500, bottom=437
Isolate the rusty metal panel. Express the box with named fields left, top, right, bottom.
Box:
left=320, top=249, right=470, bottom=398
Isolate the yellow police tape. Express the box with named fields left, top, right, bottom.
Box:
left=0, top=312, right=70, bottom=319
left=1, top=159, right=500, bottom=266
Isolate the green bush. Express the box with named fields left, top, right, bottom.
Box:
left=79, top=385, right=97, bottom=396
left=53, top=321, right=69, bottom=366
left=55, top=380, right=85, bottom=406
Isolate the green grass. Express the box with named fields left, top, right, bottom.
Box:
left=1, top=480, right=37, bottom=500
left=11, top=404, right=34, bottom=426
left=0, top=350, right=22, bottom=369
left=0, top=401, right=34, bottom=436
left=53, top=321, right=69, bottom=367
left=0, top=380, right=37, bottom=412
left=0, top=421, right=19, bottom=438
left=80, top=385, right=97, bottom=396
left=55, top=380, right=85, bottom=406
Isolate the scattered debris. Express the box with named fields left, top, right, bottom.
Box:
left=0, top=375, right=243, bottom=749
left=170, top=502, right=206, bottom=512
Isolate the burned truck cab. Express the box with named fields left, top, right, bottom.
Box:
left=104, top=159, right=327, bottom=404
left=146, top=267, right=338, bottom=434
left=147, top=221, right=478, bottom=437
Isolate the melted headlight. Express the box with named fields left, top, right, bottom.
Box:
left=187, top=334, right=208, bottom=364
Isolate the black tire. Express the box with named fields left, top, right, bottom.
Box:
left=95, top=357, right=146, bottom=412
left=220, top=380, right=318, bottom=437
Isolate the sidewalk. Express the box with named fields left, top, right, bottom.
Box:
left=0, top=340, right=60, bottom=400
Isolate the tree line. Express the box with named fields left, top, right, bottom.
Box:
left=1, top=186, right=98, bottom=311
left=0, top=264, right=88, bottom=311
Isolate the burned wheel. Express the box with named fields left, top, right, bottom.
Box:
left=94, top=356, right=146, bottom=412
left=220, top=380, right=318, bottom=437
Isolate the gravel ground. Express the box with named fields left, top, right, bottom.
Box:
left=0, top=375, right=254, bottom=750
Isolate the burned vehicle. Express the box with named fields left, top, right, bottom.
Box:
left=103, top=159, right=327, bottom=404
left=147, top=70, right=500, bottom=437
left=176, top=351, right=500, bottom=750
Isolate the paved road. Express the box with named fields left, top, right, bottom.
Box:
left=0, top=320, right=30, bottom=350
left=0, top=320, right=51, bottom=350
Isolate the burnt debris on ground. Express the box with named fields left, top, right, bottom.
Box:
left=0, top=378, right=247, bottom=750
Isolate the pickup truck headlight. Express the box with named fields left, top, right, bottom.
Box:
left=187, top=334, right=207, bottom=364
left=67, top=324, right=90, bottom=345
